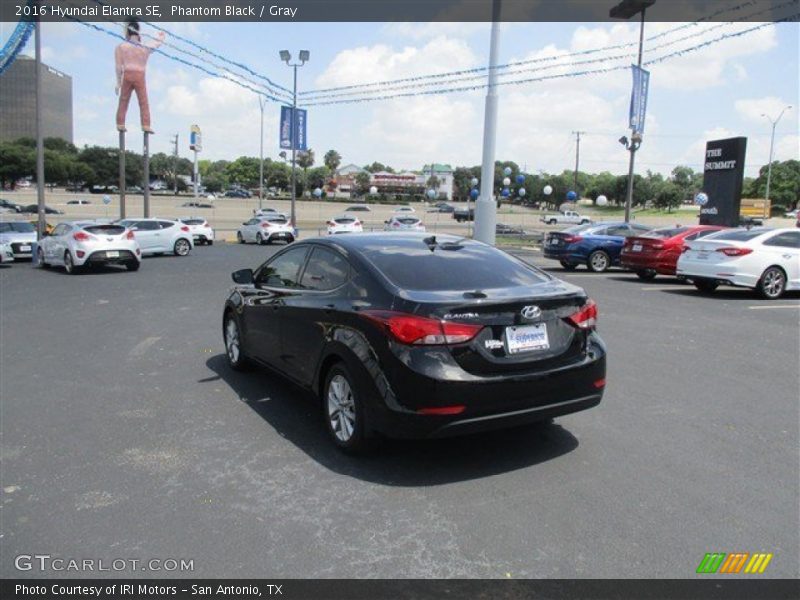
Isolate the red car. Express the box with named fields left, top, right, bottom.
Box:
left=621, top=225, right=727, bottom=280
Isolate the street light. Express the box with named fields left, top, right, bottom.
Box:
left=761, top=105, right=792, bottom=203
left=611, top=0, right=655, bottom=223
left=280, top=49, right=310, bottom=230
left=258, top=96, right=266, bottom=210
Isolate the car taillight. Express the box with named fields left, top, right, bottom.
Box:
left=354, top=220, right=361, bottom=226
left=327, top=221, right=334, bottom=226
left=261, top=222, right=271, bottom=228
left=181, top=225, right=190, bottom=232
left=716, top=247, right=753, bottom=256
left=651, top=243, right=664, bottom=250
left=361, top=310, right=483, bottom=345
left=563, top=235, right=583, bottom=243
left=565, top=299, right=597, bottom=330
left=125, top=230, right=135, bottom=240
left=72, top=231, right=94, bottom=242
left=392, top=222, right=400, bottom=227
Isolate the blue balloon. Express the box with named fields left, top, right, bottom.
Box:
left=470, top=188, right=479, bottom=200
left=503, top=167, right=512, bottom=177
left=515, top=174, right=525, bottom=185
left=501, top=188, right=510, bottom=197
left=566, top=190, right=577, bottom=201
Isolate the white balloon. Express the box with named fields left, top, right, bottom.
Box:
left=518, top=188, right=526, bottom=197
left=369, top=186, right=378, bottom=195
left=502, top=177, right=511, bottom=187
left=470, top=177, right=479, bottom=187
left=543, top=185, right=553, bottom=196
left=596, top=195, right=608, bottom=206
left=313, top=187, right=322, bottom=197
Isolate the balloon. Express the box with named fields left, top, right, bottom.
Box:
left=566, top=190, right=577, bottom=201
left=501, top=188, right=510, bottom=197
left=470, top=188, right=479, bottom=200
left=596, top=195, right=608, bottom=206
left=502, top=177, right=511, bottom=187
left=102, top=195, right=111, bottom=205
left=313, top=187, right=322, bottom=198
left=516, top=174, right=525, bottom=185
left=518, top=188, right=526, bottom=197
left=470, top=177, right=479, bottom=187
left=543, top=185, right=553, bottom=196
left=369, top=186, right=378, bottom=195
left=503, top=167, right=512, bottom=176
left=426, top=188, right=437, bottom=199
left=694, top=192, right=708, bottom=206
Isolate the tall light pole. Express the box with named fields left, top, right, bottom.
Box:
left=279, top=49, right=309, bottom=230
left=258, top=95, right=266, bottom=210
left=474, top=0, right=502, bottom=245
left=611, top=0, right=655, bottom=223
left=761, top=105, right=792, bottom=203
left=34, top=10, right=45, bottom=239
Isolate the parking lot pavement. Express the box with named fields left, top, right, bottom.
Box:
left=1, top=244, right=798, bottom=579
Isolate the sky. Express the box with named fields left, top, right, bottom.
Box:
left=4, top=18, right=799, bottom=178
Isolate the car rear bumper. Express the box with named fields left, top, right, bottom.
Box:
left=543, top=246, right=583, bottom=263
left=366, top=333, right=606, bottom=439
left=620, top=251, right=676, bottom=275
left=676, top=258, right=757, bottom=288
left=78, top=249, right=140, bottom=266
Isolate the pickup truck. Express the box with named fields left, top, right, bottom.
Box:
left=540, top=210, right=591, bottom=225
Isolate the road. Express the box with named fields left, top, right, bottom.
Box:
left=1, top=242, right=798, bottom=578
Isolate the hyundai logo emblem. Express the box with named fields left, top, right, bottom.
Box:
left=521, top=305, right=541, bottom=320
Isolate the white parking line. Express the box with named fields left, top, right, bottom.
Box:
left=641, top=286, right=688, bottom=291
left=747, top=305, right=800, bottom=310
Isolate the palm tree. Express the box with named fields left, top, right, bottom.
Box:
left=323, top=149, right=341, bottom=173
left=296, top=149, right=315, bottom=197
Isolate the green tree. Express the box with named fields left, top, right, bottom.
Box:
left=749, top=159, right=800, bottom=209
left=354, top=171, right=371, bottom=195
left=653, top=182, right=682, bottom=213
left=265, top=161, right=290, bottom=191
left=585, top=171, right=617, bottom=204
left=323, top=149, right=341, bottom=173
left=296, top=149, right=315, bottom=196
left=364, top=161, right=392, bottom=173
left=0, top=142, right=35, bottom=189
left=225, top=156, right=261, bottom=187
left=306, top=166, right=330, bottom=191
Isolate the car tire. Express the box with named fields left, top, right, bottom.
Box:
left=548, top=219, right=557, bottom=225
left=757, top=266, right=786, bottom=300
left=588, top=250, right=610, bottom=273
left=256, top=233, right=265, bottom=245
left=693, top=280, right=718, bottom=294
left=636, top=269, right=657, bottom=281
left=63, top=251, right=79, bottom=275
left=37, top=247, right=49, bottom=268
left=285, top=236, right=294, bottom=244
left=223, top=313, right=250, bottom=371
left=559, top=260, right=577, bottom=271
left=207, top=240, right=214, bottom=246
left=237, top=231, right=244, bottom=244
left=580, top=219, right=590, bottom=224
left=174, top=238, right=191, bottom=256
left=322, top=362, right=370, bottom=454
left=125, top=261, right=140, bottom=272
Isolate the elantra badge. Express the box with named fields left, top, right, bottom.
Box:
left=521, top=305, right=541, bottom=320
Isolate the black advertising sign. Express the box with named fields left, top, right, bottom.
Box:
left=699, top=137, right=747, bottom=226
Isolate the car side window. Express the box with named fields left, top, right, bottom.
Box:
left=591, top=227, right=608, bottom=236
left=52, top=224, right=69, bottom=236
left=763, top=232, right=800, bottom=249
left=136, top=221, right=160, bottom=231
left=157, top=221, right=176, bottom=229
left=256, top=247, right=309, bottom=288
left=606, top=226, right=630, bottom=237
left=300, top=248, right=351, bottom=291
left=247, top=219, right=259, bottom=226
left=631, top=224, right=650, bottom=233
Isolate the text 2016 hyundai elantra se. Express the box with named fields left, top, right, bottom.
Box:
left=222, top=233, right=606, bottom=452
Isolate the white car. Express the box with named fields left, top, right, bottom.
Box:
left=117, top=218, right=194, bottom=256
left=677, top=227, right=800, bottom=299
left=0, top=220, right=37, bottom=259
left=393, top=206, right=415, bottom=214
left=178, top=217, right=215, bottom=245
left=384, top=215, right=426, bottom=232
left=0, top=241, right=14, bottom=264
left=38, top=221, right=141, bottom=274
left=237, top=215, right=295, bottom=245
left=254, top=208, right=284, bottom=217
left=327, top=215, right=364, bottom=235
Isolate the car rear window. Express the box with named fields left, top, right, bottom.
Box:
left=644, top=227, right=689, bottom=239
left=362, top=241, right=549, bottom=291
left=182, top=219, right=205, bottom=225
left=564, top=223, right=596, bottom=234
left=265, top=216, right=288, bottom=224
left=334, top=218, right=356, bottom=224
left=0, top=222, right=35, bottom=233
left=706, top=229, right=768, bottom=242
left=397, top=218, right=419, bottom=225
left=83, top=225, right=126, bottom=235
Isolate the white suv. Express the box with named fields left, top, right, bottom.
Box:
left=237, top=215, right=295, bottom=245
left=117, top=218, right=194, bottom=256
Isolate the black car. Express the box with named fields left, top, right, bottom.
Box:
left=0, top=198, right=23, bottom=212
left=21, top=204, right=63, bottom=215
left=224, top=189, right=252, bottom=198
left=428, top=203, right=455, bottom=213
left=453, top=207, right=475, bottom=222
left=222, top=233, right=605, bottom=452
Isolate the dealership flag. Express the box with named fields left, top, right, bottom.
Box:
left=629, top=65, right=650, bottom=135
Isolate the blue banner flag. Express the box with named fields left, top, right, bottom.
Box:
left=279, top=106, right=308, bottom=151
left=629, top=65, right=650, bottom=135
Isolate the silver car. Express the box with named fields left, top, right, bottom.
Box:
left=0, top=220, right=37, bottom=259
left=384, top=215, right=426, bottom=232
left=237, top=215, right=295, bottom=245
left=0, top=241, right=14, bottom=264
left=38, top=221, right=141, bottom=274
left=117, top=218, right=194, bottom=256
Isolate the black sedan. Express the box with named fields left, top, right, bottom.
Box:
left=222, top=233, right=605, bottom=452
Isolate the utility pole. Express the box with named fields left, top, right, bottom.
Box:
left=280, top=50, right=310, bottom=230
left=172, top=133, right=179, bottom=195
left=475, top=0, right=502, bottom=245
left=572, top=130, right=586, bottom=197
left=259, top=95, right=266, bottom=210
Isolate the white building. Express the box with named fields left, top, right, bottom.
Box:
left=421, top=164, right=454, bottom=200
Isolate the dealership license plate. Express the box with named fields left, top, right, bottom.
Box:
left=550, top=239, right=560, bottom=245
left=106, top=251, right=119, bottom=258
left=506, top=323, right=550, bottom=354
left=632, top=244, right=642, bottom=252
left=20, top=245, right=31, bottom=252
left=696, top=251, right=709, bottom=260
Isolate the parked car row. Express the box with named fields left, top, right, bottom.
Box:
left=542, top=220, right=800, bottom=299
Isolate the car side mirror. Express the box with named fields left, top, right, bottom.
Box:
left=243, top=222, right=249, bottom=226
left=231, top=268, right=254, bottom=285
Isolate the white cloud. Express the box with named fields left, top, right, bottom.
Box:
left=735, top=97, right=794, bottom=123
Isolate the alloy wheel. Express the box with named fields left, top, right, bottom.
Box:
left=589, top=251, right=609, bottom=272
left=760, top=268, right=785, bottom=299
left=225, top=318, right=240, bottom=364
left=327, top=374, right=356, bottom=442
left=175, top=239, right=190, bottom=256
